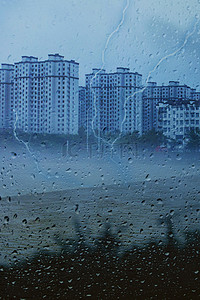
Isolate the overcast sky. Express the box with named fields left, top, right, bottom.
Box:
left=0, top=0, right=200, bottom=87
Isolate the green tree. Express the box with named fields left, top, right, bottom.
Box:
left=139, top=129, right=167, bottom=147
left=118, top=131, right=139, bottom=144
left=78, top=127, right=87, bottom=143
left=186, top=129, right=200, bottom=151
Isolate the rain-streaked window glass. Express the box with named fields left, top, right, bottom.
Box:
left=0, top=0, right=200, bottom=298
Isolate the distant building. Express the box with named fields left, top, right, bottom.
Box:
left=191, top=88, right=200, bottom=100
left=13, top=54, right=79, bottom=134
left=0, top=64, right=14, bottom=129
left=78, top=86, right=86, bottom=130
left=83, top=67, right=143, bottom=135
left=142, top=81, right=200, bottom=133
left=1, top=54, right=200, bottom=142
left=0, top=54, right=79, bottom=134
left=157, top=100, right=200, bottom=143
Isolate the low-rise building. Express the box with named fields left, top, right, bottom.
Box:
left=142, top=81, right=199, bottom=133
left=157, top=100, right=200, bottom=143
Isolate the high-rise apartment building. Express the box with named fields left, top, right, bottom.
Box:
left=14, top=54, right=79, bottom=134
left=78, top=86, right=86, bottom=130
left=83, top=67, right=143, bottom=135
left=2, top=54, right=200, bottom=142
left=0, top=54, right=79, bottom=134
left=0, top=64, right=14, bottom=129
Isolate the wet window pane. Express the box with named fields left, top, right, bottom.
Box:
left=0, top=0, right=200, bottom=298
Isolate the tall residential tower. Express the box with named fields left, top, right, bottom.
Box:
left=0, top=54, right=79, bottom=134
left=83, top=67, right=143, bottom=135
left=0, top=64, right=14, bottom=129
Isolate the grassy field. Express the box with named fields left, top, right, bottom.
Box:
left=1, top=136, right=200, bottom=298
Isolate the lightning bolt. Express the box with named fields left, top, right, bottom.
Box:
left=145, top=20, right=199, bottom=84
left=89, top=15, right=199, bottom=150
left=111, top=19, right=199, bottom=147
left=13, top=109, right=43, bottom=175
left=89, top=0, right=130, bottom=150
left=12, top=109, right=73, bottom=181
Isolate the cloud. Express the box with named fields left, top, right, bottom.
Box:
left=0, top=0, right=199, bottom=86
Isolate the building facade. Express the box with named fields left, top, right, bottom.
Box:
left=0, top=54, right=79, bottom=135
left=14, top=54, right=79, bottom=134
left=83, top=67, right=143, bottom=135
left=1, top=55, right=200, bottom=142
left=157, top=100, right=200, bottom=142
left=142, top=81, right=200, bottom=133
left=0, top=64, right=14, bottom=129
left=78, top=86, right=86, bottom=130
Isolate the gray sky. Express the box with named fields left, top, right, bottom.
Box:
left=0, top=0, right=200, bottom=87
